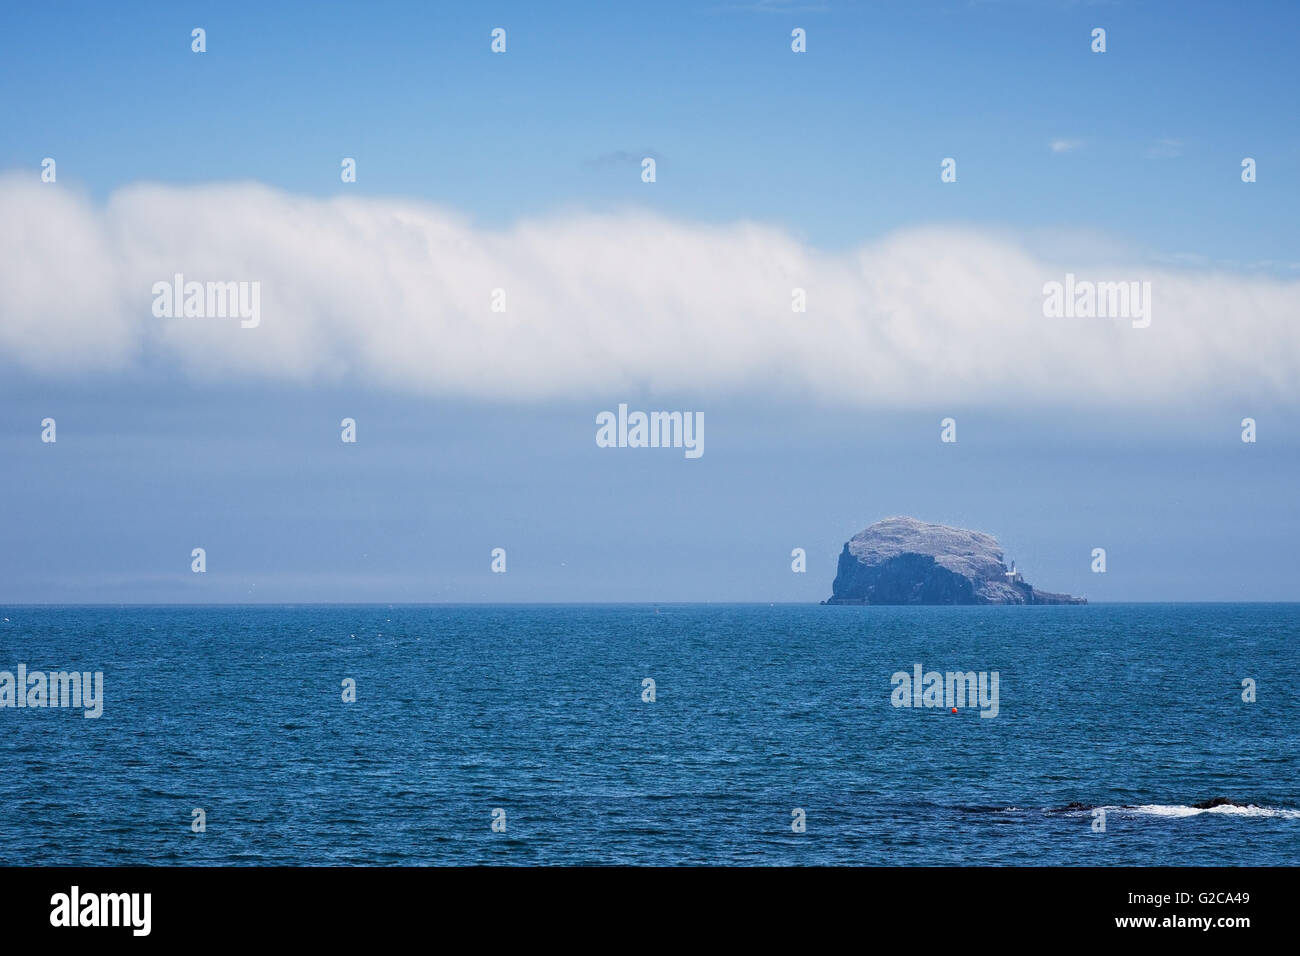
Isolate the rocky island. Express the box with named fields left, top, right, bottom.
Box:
left=825, top=516, right=1086, bottom=605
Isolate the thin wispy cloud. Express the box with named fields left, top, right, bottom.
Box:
left=3, top=175, right=1298, bottom=408
left=1049, top=139, right=1085, bottom=154
left=1145, top=138, right=1184, bottom=159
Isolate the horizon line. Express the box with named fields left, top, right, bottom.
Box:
left=3, top=601, right=1298, bottom=608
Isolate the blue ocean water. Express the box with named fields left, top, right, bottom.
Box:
left=0, top=603, right=1296, bottom=866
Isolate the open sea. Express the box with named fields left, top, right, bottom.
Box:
left=1, top=603, right=1296, bottom=865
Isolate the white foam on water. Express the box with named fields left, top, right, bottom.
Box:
left=1100, top=804, right=1300, bottom=820
left=1203, top=804, right=1300, bottom=819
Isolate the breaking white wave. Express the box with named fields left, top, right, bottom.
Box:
left=1099, top=804, right=1300, bottom=819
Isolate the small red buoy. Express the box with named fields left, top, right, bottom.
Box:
left=951, top=707, right=958, bottom=714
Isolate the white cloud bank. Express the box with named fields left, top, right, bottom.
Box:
left=3, top=174, right=1298, bottom=407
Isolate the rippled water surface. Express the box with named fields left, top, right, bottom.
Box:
left=1, top=604, right=1296, bottom=865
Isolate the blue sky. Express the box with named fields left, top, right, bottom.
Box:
left=1, top=0, right=1298, bottom=602
left=4, top=0, right=1297, bottom=259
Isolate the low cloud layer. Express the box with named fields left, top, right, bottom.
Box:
left=3, top=174, right=1298, bottom=406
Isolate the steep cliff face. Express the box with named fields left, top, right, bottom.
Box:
left=825, top=516, right=1086, bottom=605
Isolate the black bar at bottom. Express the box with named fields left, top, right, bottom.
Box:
left=0, top=866, right=1280, bottom=942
